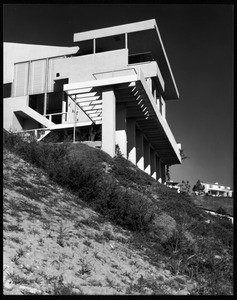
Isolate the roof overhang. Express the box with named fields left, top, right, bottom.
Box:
left=73, top=19, right=179, bottom=100
left=64, top=70, right=181, bottom=165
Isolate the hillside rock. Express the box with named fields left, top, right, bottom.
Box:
left=149, top=212, right=177, bottom=243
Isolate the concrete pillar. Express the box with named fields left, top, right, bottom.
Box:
left=161, top=162, right=166, bottom=183
left=62, top=99, right=67, bottom=123
left=136, top=128, right=144, bottom=171
left=144, top=138, right=150, bottom=175
left=156, top=155, right=162, bottom=183
left=127, top=118, right=136, bottom=164
left=102, top=88, right=116, bottom=157
left=150, top=148, right=156, bottom=179
left=115, top=103, right=127, bottom=157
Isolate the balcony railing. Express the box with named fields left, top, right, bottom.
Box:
left=45, top=112, right=68, bottom=126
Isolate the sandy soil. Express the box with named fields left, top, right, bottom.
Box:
left=3, top=149, right=196, bottom=295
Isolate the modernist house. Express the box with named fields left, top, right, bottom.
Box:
left=3, top=19, right=182, bottom=183
left=201, top=182, right=233, bottom=197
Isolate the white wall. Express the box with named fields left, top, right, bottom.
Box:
left=4, top=42, right=79, bottom=83
left=3, top=96, right=28, bottom=130
left=53, top=49, right=128, bottom=84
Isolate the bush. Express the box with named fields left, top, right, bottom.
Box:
left=216, top=206, right=227, bottom=215
left=4, top=130, right=233, bottom=294
left=4, top=130, right=156, bottom=233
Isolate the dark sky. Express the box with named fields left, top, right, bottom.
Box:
left=3, top=4, right=234, bottom=189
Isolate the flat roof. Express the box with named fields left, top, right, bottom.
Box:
left=73, top=19, right=179, bottom=100
left=74, top=19, right=158, bottom=42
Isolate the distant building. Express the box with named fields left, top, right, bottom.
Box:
left=201, top=182, right=233, bottom=197
left=3, top=19, right=182, bottom=183
left=165, top=181, right=180, bottom=193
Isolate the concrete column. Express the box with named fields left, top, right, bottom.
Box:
left=150, top=148, right=156, bottom=179
left=102, top=88, right=116, bottom=157
left=144, top=138, right=150, bottom=175
left=115, top=103, right=127, bottom=157
left=127, top=118, right=136, bottom=164
left=156, top=155, right=162, bottom=183
left=136, top=128, right=144, bottom=171
left=62, top=96, right=67, bottom=123
left=161, top=162, right=166, bottom=183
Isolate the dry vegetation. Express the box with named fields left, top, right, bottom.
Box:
left=3, top=131, right=233, bottom=295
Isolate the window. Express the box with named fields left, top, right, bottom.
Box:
left=13, top=62, right=29, bottom=96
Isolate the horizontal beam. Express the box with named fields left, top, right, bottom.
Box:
left=74, top=19, right=157, bottom=42
left=64, top=75, right=138, bottom=92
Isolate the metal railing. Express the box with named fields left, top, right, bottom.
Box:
left=45, top=112, right=68, bottom=126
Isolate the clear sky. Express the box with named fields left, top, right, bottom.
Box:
left=3, top=4, right=234, bottom=189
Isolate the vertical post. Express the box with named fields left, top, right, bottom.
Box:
left=93, top=39, right=96, bottom=54
left=161, top=162, right=166, bottom=183
left=136, top=128, right=144, bottom=171
left=73, top=100, right=76, bottom=143
left=44, top=59, right=48, bottom=116
left=49, top=114, right=52, bottom=127
left=102, top=88, right=116, bottom=157
left=150, top=148, right=156, bottom=179
left=127, top=118, right=136, bottom=164
left=27, top=61, right=31, bottom=103
left=156, top=155, right=162, bottom=183
left=144, top=138, right=150, bottom=175
left=115, top=103, right=127, bottom=157
left=125, top=33, right=128, bottom=48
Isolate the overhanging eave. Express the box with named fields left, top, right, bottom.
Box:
left=63, top=72, right=181, bottom=165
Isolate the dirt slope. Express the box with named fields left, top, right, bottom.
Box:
left=3, top=148, right=196, bottom=295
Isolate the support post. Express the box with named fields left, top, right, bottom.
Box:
left=73, top=100, right=76, bottom=143
left=102, top=88, right=116, bottom=157
left=161, top=162, right=166, bottom=183
left=93, top=39, right=96, bottom=54
left=156, top=155, right=162, bottom=183
left=127, top=118, right=136, bottom=164
left=115, top=103, right=127, bottom=157
left=136, top=128, right=144, bottom=170
left=44, top=58, right=48, bottom=116
left=150, top=148, right=156, bottom=179
left=144, top=138, right=150, bottom=175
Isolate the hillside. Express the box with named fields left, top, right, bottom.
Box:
left=191, top=195, right=233, bottom=217
left=3, top=131, right=233, bottom=295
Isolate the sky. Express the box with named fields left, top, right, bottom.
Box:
left=3, top=4, right=234, bottom=189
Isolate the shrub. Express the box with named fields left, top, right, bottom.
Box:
left=216, top=206, right=227, bottom=215
left=3, top=130, right=233, bottom=294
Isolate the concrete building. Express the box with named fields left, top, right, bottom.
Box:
left=3, top=19, right=182, bottom=183
left=201, top=182, right=233, bottom=197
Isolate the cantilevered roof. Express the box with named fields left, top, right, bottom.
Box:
left=64, top=69, right=181, bottom=165
left=73, top=19, right=179, bottom=100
